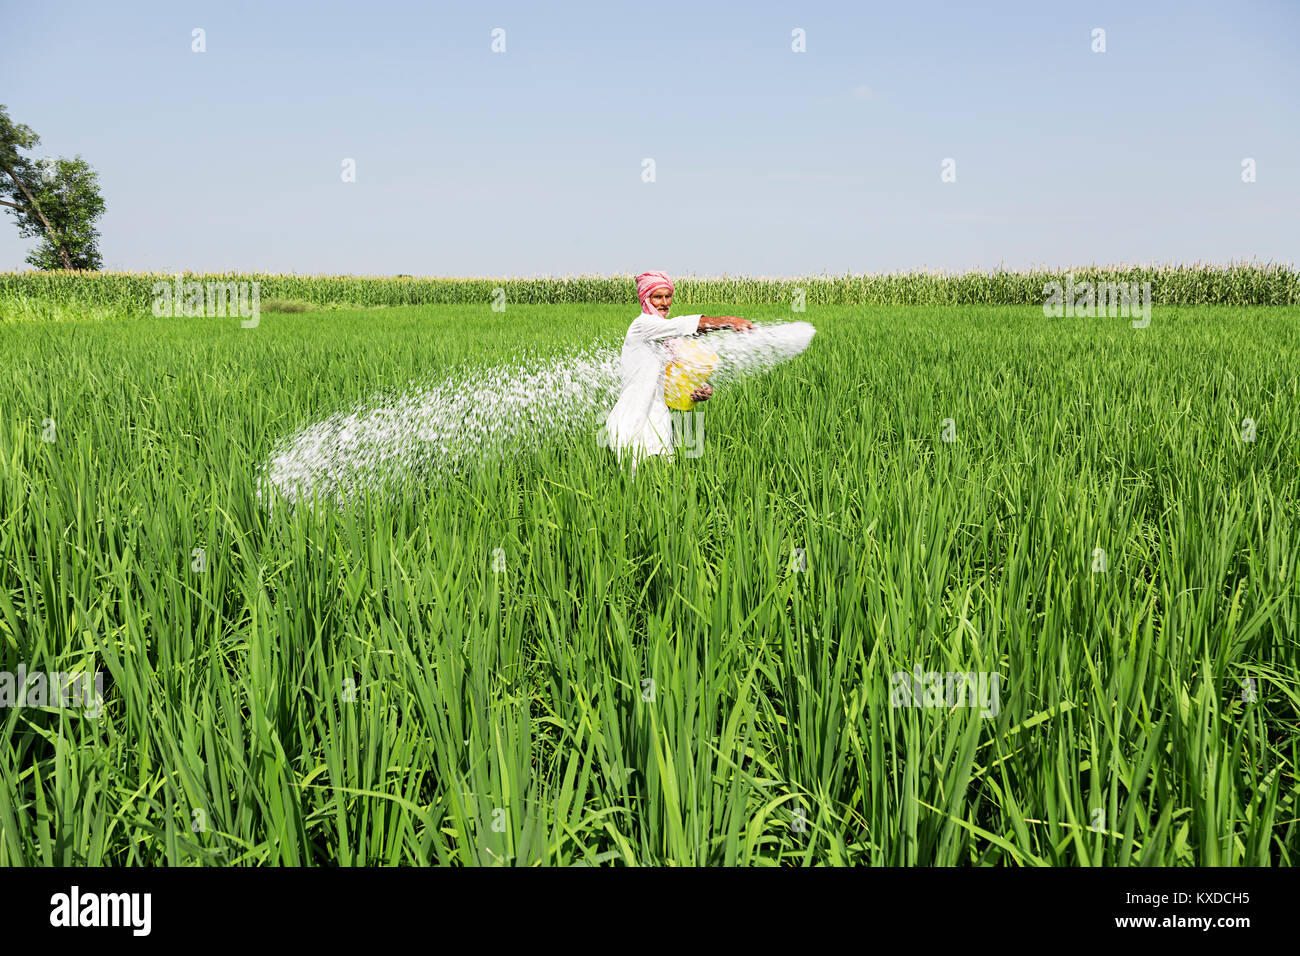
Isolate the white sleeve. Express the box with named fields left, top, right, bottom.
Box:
left=630, top=313, right=702, bottom=343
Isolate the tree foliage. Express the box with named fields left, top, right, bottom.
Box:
left=0, top=104, right=105, bottom=270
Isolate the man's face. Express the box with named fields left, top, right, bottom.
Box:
left=648, top=288, right=672, bottom=317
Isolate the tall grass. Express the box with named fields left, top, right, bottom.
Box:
left=1, top=262, right=1297, bottom=312
left=0, top=292, right=124, bottom=324
left=0, top=302, right=1296, bottom=865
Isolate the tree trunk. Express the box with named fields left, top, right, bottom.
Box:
left=0, top=162, right=73, bottom=269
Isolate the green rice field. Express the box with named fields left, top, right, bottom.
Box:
left=0, top=293, right=1297, bottom=865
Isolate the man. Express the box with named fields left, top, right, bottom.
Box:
left=604, top=271, right=753, bottom=469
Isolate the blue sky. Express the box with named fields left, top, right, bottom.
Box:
left=1, top=0, right=1296, bottom=276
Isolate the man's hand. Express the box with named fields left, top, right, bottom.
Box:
left=690, top=383, right=713, bottom=402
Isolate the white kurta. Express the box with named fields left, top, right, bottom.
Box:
left=605, top=312, right=703, bottom=468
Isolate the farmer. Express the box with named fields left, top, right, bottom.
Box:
left=604, top=271, right=752, bottom=469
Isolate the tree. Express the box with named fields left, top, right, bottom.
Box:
left=0, top=105, right=105, bottom=270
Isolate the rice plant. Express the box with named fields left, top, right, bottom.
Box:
left=0, top=299, right=1296, bottom=865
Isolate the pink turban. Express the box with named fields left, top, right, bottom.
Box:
left=635, top=271, right=673, bottom=316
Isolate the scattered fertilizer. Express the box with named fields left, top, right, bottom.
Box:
left=260, top=321, right=816, bottom=505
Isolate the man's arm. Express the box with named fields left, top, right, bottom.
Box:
left=696, top=315, right=754, bottom=332
left=631, top=313, right=706, bottom=342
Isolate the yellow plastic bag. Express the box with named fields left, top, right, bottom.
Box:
left=664, top=338, right=719, bottom=411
